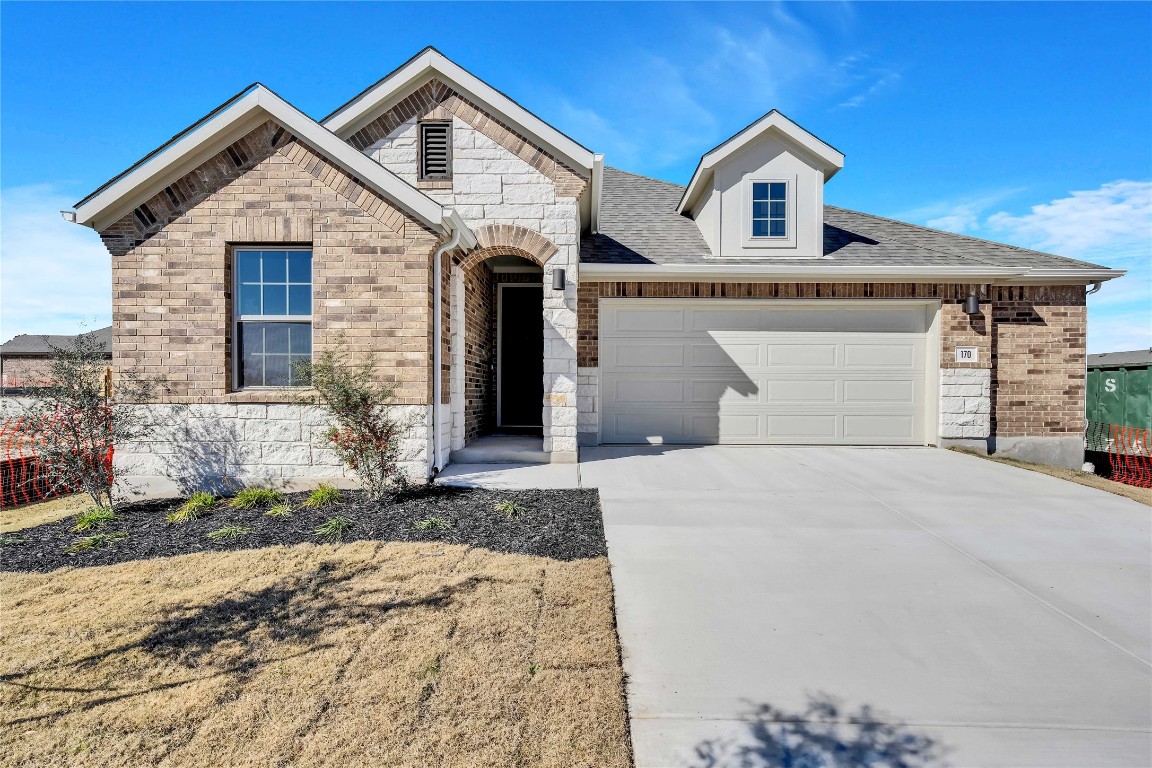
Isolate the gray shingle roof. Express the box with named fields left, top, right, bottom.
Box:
left=1088, top=349, right=1152, bottom=369
left=0, top=326, right=113, bottom=357
left=582, top=167, right=1110, bottom=272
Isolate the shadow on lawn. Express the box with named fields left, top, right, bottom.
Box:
left=691, top=694, right=948, bottom=768
left=1, top=562, right=490, bottom=726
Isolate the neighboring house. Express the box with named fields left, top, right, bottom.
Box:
left=64, top=48, right=1124, bottom=494
left=0, top=326, right=112, bottom=391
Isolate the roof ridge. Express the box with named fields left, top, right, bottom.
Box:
left=823, top=204, right=1103, bottom=269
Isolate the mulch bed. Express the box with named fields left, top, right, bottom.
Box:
left=0, top=486, right=605, bottom=573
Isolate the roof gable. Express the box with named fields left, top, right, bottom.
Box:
left=677, top=110, right=844, bottom=215
left=323, top=47, right=596, bottom=175
left=70, top=85, right=447, bottom=234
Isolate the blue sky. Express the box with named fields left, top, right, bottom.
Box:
left=2, top=1, right=1149, bottom=351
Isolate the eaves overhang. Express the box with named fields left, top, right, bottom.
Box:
left=69, top=84, right=448, bottom=235
left=579, top=263, right=1126, bottom=285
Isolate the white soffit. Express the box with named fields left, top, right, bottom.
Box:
left=678, top=110, right=845, bottom=215
left=71, top=84, right=447, bottom=234
left=322, top=47, right=596, bottom=173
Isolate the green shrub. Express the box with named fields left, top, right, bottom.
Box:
left=167, top=491, right=215, bottom=524
left=67, top=532, right=126, bottom=553
left=314, top=515, right=353, bottom=543
left=72, top=507, right=116, bottom=532
left=494, top=500, right=529, bottom=519
left=0, top=535, right=27, bottom=547
left=206, top=525, right=251, bottom=541
left=413, top=516, right=452, bottom=532
left=294, top=347, right=411, bottom=501
left=265, top=503, right=293, bottom=518
left=228, top=488, right=284, bottom=510
left=303, top=484, right=341, bottom=509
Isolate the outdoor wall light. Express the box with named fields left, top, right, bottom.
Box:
left=551, top=268, right=566, bottom=291
left=963, top=291, right=981, bottom=315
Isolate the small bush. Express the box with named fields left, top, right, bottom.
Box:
left=167, top=491, right=215, bottom=524
left=314, top=515, right=353, bottom=543
left=67, top=532, right=126, bottom=553
left=0, top=535, right=27, bottom=547
left=303, top=484, right=341, bottom=509
left=494, top=500, right=529, bottom=519
left=265, top=503, right=293, bottom=518
left=206, top=525, right=251, bottom=541
left=295, top=347, right=412, bottom=501
left=414, top=516, right=453, bottom=532
left=228, top=488, right=284, bottom=510
left=72, top=507, right=116, bottom=532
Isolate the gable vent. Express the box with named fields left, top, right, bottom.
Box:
left=419, top=122, right=452, bottom=180
left=226, top=144, right=248, bottom=168
left=133, top=203, right=157, bottom=228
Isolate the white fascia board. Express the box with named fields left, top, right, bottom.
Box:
left=590, top=153, right=605, bottom=234
left=71, top=86, right=446, bottom=234
left=677, top=111, right=845, bottom=216
left=443, top=208, right=478, bottom=250
left=579, top=263, right=1126, bottom=285
left=323, top=49, right=595, bottom=173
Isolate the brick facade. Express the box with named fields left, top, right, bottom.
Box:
left=103, top=121, right=442, bottom=406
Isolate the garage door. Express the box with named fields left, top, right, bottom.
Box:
left=599, top=300, right=933, bottom=445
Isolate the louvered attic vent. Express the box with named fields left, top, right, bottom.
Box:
left=419, top=122, right=452, bottom=180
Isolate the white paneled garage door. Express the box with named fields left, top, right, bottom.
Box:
left=599, top=300, right=935, bottom=445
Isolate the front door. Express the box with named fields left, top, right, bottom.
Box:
left=497, top=284, right=544, bottom=429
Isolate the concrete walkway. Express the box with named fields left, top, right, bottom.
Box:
left=580, top=446, right=1152, bottom=768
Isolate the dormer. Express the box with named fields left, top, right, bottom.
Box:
left=677, top=111, right=843, bottom=259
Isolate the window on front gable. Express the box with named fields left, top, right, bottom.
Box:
left=234, top=248, right=312, bottom=388
left=751, top=181, right=787, bottom=238
left=419, top=121, right=452, bottom=180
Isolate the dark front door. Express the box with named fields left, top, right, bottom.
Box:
left=498, top=284, right=544, bottom=429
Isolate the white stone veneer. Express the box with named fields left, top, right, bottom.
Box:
left=577, top=367, right=599, bottom=446
left=939, top=368, right=991, bottom=439
left=368, top=117, right=581, bottom=459
left=112, top=403, right=431, bottom=499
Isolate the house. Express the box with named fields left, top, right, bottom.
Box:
left=64, top=48, right=1124, bottom=495
left=0, top=326, right=112, bottom=392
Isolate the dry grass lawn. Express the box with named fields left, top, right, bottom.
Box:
left=950, top=447, right=1152, bottom=506
left=1, top=494, right=91, bottom=534
left=0, top=542, right=632, bottom=767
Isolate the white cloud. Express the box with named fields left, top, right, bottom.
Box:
left=900, top=180, right=1151, bottom=354
left=838, top=71, right=901, bottom=109
left=986, top=180, right=1152, bottom=255
left=0, top=185, right=111, bottom=341
left=545, top=4, right=899, bottom=177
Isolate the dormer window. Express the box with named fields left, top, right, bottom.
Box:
left=751, top=181, right=787, bottom=238
left=419, top=121, right=452, bottom=180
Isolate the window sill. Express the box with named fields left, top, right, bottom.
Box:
left=224, top=388, right=318, bottom=404
left=417, top=179, right=453, bottom=190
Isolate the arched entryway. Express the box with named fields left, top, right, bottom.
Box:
left=452, top=252, right=544, bottom=452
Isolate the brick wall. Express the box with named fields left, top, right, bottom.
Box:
left=991, top=285, right=1086, bottom=436
left=101, top=121, right=442, bottom=405
left=462, top=263, right=494, bottom=442
left=0, top=357, right=57, bottom=388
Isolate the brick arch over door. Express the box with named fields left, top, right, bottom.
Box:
left=456, top=225, right=558, bottom=272
left=452, top=224, right=552, bottom=445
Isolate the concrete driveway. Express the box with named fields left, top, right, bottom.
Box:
left=579, top=446, right=1152, bottom=768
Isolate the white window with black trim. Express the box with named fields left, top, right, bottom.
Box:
left=234, top=248, right=312, bottom=388
left=418, top=121, right=452, bottom=180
